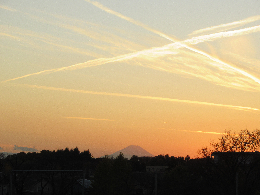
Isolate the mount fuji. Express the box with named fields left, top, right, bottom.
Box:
left=108, top=145, right=154, bottom=159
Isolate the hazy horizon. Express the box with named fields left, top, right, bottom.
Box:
left=1, top=0, right=260, bottom=158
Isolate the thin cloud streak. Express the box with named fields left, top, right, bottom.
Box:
left=1, top=10, right=142, bottom=58
left=0, top=5, right=17, bottom=12
left=0, top=46, right=178, bottom=83
left=11, top=84, right=259, bottom=111
left=185, top=25, right=260, bottom=45
left=64, top=117, right=115, bottom=121
left=22, top=10, right=143, bottom=55
left=85, top=0, right=178, bottom=42
left=59, top=23, right=143, bottom=53
left=227, top=52, right=260, bottom=74
left=190, top=15, right=260, bottom=36
left=0, top=33, right=21, bottom=41
left=180, top=129, right=224, bottom=135
left=41, top=40, right=101, bottom=57
left=134, top=49, right=260, bottom=91
left=1, top=25, right=104, bottom=58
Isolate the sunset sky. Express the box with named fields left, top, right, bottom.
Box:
left=1, top=0, right=260, bottom=158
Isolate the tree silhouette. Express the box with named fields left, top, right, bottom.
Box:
left=91, top=156, right=113, bottom=195
left=111, top=153, right=132, bottom=195
left=91, top=153, right=132, bottom=195
left=3, top=147, right=92, bottom=195
left=198, top=129, right=260, bottom=195
left=198, top=129, right=260, bottom=158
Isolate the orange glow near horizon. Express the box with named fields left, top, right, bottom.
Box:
left=1, top=1, right=260, bottom=158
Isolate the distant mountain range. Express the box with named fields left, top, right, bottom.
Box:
left=107, top=145, right=154, bottom=159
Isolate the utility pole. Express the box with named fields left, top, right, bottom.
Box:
left=9, top=172, right=12, bottom=195
left=236, top=170, right=239, bottom=195
left=82, top=170, right=86, bottom=195
left=11, top=170, right=84, bottom=195
left=155, top=173, right=157, bottom=195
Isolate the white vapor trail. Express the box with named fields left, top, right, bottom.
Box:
left=64, top=117, right=114, bottom=121
left=0, top=46, right=178, bottom=83
left=0, top=5, right=17, bottom=12
left=190, top=15, right=260, bottom=36
left=180, top=129, right=223, bottom=135
left=185, top=25, right=260, bottom=45
left=11, top=84, right=259, bottom=111
left=84, top=0, right=177, bottom=42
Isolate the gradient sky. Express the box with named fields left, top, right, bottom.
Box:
left=1, top=0, right=260, bottom=158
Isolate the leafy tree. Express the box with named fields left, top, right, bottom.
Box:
left=198, top=129, right=260, bottom=158
left=198, top=129, right=260, bottom=195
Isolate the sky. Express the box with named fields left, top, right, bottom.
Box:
left=1, top=0, right=260, bottom=158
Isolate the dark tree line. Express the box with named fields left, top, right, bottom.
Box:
left=0, top=148, right=192, bottom=195
left=1, top=129, right=260, bottom=195
left=2, top=147, right=92, bottom=171
left=0, top=147, right=93, bottom=195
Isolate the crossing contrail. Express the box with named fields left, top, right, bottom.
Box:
left=2, top=24, right=260, bottom=87
left=2, top=1, right=260, bottom=91
left=12, top=84, right=259, bottom=111
left=85, top=0, right=260, bottom=86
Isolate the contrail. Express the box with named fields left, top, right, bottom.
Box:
left=12, top=84, right=259, bottom=111
left=84, top=0, right=178, bottom=42
left=1, top=25, right=105, bottom=58
left=158, top=128, right=224, bottom=135
left=226, top=52, right=260, bottom=74
left=85, top=0, right=260, bottom=86
left=1, top=45, right=177, bottom=83
left=0, top=5, right=17, bottom=12
left=185, top=25, right=260, bottom=45
left=190, top=15, right=260, bottom=36
left=22, top=9, right=144, bottom=54
left=0, top=33, right=21, bottom=40
left=64, top=117, right=114, bottom=121
left=180, top=129, right=223, bottom=135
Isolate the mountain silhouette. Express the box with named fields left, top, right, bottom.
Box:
left=108, top=145, right=154, bottom=159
